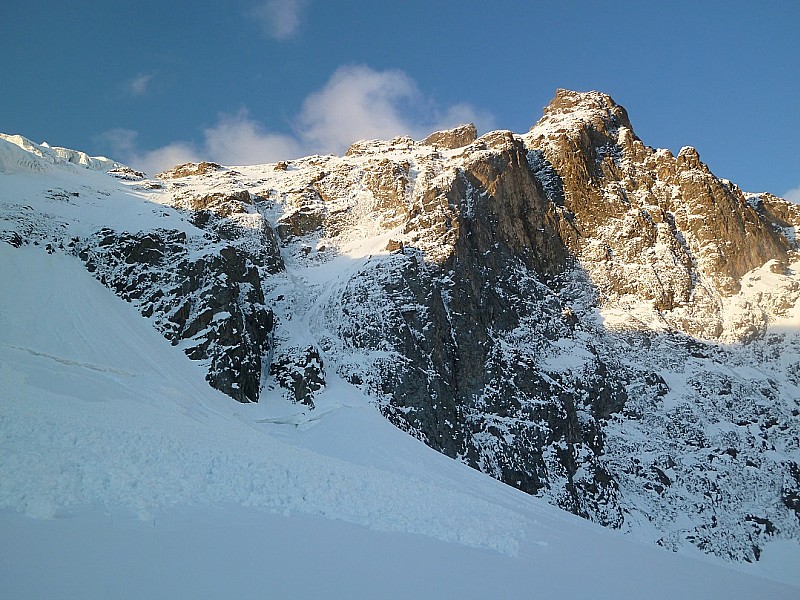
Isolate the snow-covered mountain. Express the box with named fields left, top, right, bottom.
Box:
left=2, top=90, right=799, bottom=596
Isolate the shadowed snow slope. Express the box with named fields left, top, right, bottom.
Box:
left=1, top=244, right=798, bottom=598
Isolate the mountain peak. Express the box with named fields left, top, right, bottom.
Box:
left=532, top=88, right=634, bottom=137
left=549, top=88, right=618, bottom=111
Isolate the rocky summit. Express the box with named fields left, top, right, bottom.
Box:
left=1, top=90, right=799, bottom=563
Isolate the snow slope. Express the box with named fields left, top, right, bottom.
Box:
left=2, top=237, right=799, bottom=598
left=0, top=133, right=122, bottom=174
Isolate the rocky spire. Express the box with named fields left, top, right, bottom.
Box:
left=523, top=89, right=794, bottom=338
left=533, top=88, right=635, bottom=138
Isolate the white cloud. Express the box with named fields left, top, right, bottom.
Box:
left=102, top=65, right=493, bottom=175
left=204, top=110, right=302, bottom=165
left=298, top=66, right=421, bottom=153
left=783, top=186, right=800, bottom=204
left=125, top=73, right=154, bottom=96
left=434, top=102, right=495, bottom=135
left=97, top=128, right=138, bottom=155
left=99, top=116, right=299, bottom=176
left=98, top=128, right=200, bottom=177
left=133, top=142, right=201, bottom=177
left=251, top=0, right=308, bottom=40
left=298, top=65, right=494, bottom=154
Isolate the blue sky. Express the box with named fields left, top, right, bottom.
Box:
left=2, top=1, right=798, bottom=198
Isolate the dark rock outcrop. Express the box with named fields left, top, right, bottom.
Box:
left=76, top=228, right=276, bottom=403
left=276, top=207, right=324, bottom=242
left=334, top=131, right=632, bottom=526
left=270, top=346, right=325, bottom=407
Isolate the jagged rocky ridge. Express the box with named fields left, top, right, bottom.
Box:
left=1, top=90, right=799, bottom=562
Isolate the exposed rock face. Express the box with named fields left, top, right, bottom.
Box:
left=276, top=205, right=324, bottom=241
left=421, top=123, right=478, bottom=149
left=270, top=346, right=325, bottom=407
left=108, top=166, right=145, bottom=180
left=75, top=227, right=275, bottom=403
left=267, top=93, right=797, bottom=560
left=186, top=189, right=253, bottom=217
left=322, top=128, right=638, bottom=527
left=3, top=90, right=799, bottom=562
left=524, top=89, right=796, bottom=339
left=755, top=192, right=800, bottom=239
left=157, top=161, right=222, bottom=179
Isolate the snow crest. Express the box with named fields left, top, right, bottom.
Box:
left=0, top=133, right=123, bottom=174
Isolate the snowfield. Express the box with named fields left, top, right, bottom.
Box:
left=1, top=234, right=798, bottom=599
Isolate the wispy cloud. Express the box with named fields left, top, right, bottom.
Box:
left=98, top=128, right=200, bottom=177
left=298, top=66, right=422, bottom=152
left=297, top=65, right=494, bottom=153
left=250, top=0, right=308, bottom=40
left=124, top=73, right=154, bottom=96
left=783, top=186, right=800, bottom=204
left=101, top=65, right=493, bottom=175
left=204, top=110, right=302, bottom=165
